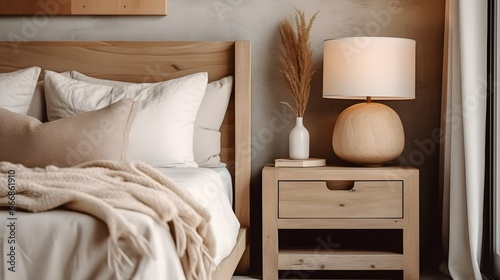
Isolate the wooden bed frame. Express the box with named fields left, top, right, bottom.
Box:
left=0, top=41, right=251, bottom=279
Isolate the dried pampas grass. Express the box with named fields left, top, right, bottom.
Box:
left=279, top=9, right=318, bottom=117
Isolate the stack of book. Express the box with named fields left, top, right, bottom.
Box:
left=274, top=158, right=326, bottom=167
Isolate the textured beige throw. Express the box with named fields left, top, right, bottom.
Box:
left=0, top=160, right=215, bottom=280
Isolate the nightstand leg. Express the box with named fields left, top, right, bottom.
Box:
left=403, top=172, right=419, bottom=280
left=262, top=169, right=279, bottom=280
left=403, top=227, right=419, bottom=279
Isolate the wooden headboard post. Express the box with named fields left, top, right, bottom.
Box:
left=234, top=41, right=252, bottom=273
left=234, top=41, right=251, bottom=229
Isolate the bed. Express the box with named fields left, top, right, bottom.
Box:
left=0, top=41, right=251, bottom=280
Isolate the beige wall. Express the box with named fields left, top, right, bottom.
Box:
left=0, top=0, right=446, bottom=274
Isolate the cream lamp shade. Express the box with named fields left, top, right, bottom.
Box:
left=323, top=37, right=416, bottom=165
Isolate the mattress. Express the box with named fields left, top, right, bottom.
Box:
left=0, top=167, right=239, bottom=280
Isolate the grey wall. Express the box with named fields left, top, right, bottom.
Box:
left=0, top=0, right=445, bottom=275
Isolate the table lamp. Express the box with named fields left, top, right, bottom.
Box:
left=323, top=37, right=415, bottom=166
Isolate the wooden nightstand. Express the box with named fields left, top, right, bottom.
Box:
left=262, top=165, right=419, bottom=279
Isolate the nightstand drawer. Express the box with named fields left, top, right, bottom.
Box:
left=278, top=180, right=403, bottom=219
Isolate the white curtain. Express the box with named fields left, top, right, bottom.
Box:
left=440, top=0, right=487, bottom=279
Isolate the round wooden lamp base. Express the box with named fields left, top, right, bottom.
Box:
left=332, top=102, right=405, bottom=166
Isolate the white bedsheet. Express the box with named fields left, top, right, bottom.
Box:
left=203, top=167, right=233, bottom=205
left=0, top=167, right=239, bottom=280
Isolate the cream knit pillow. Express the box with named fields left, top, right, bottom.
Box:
left=0, top=99, right=138, bottom=167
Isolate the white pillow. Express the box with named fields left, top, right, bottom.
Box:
left=44, top=70, right=208, bottom=167
left=69, top=71, right=233, bottom=167
left=0, top=67, right=41, bottom=114
left=194, top=76, right=233, bottom=167
left=27, top=72, right=83, bottom=121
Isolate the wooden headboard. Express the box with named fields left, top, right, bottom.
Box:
left=0, top=41, right=251, bottom=232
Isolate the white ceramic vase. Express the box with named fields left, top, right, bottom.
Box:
left=289, top=117, right=310, bottom=160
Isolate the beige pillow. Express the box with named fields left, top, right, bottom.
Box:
left=0, top=99, right=138, bottom=167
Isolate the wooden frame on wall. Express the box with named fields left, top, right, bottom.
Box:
left=0, top=0, right=167, bottom=16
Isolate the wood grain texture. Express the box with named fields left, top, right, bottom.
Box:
left=233, top=40, right=252, bottom=274
left=279, top=181, right=403, bottom=219
left=403, top=168, right=420, bottom=279
left=234, top=40, right=251, bottom=229
left=0, top=0, right=71, bottom=15
left=0, top=40, right=251, bottom=274
left=278, top=249, right=404, bottom=270
left=278, top=218, right=405, bottom=229
left=0, top=0, right=166, bottom=15
left=262, top=167, right=279, bottom=280
left=72, top=0, right=167, bottom=15
left=262, top=166, right=419, bottom=279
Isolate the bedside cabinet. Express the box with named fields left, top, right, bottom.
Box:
left=262, top=166, right=419, bottom=279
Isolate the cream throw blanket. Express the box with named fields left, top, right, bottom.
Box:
left=0, top=160, right=215, bottom=280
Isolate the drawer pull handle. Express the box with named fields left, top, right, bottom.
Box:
left=371, top=264, right=376, bottom=269
left=320, top=264, right=325, bottom=270
left=339, top=203, right=345, bottom=207
left=326, top=180, right=354, bottom=190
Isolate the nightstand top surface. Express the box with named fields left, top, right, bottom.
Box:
left=264, top=164, right=418, bottom=172
left=263, top=164, right=418, bottom=180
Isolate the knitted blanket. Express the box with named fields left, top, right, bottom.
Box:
left=0, top=160, right=215, bottom=280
